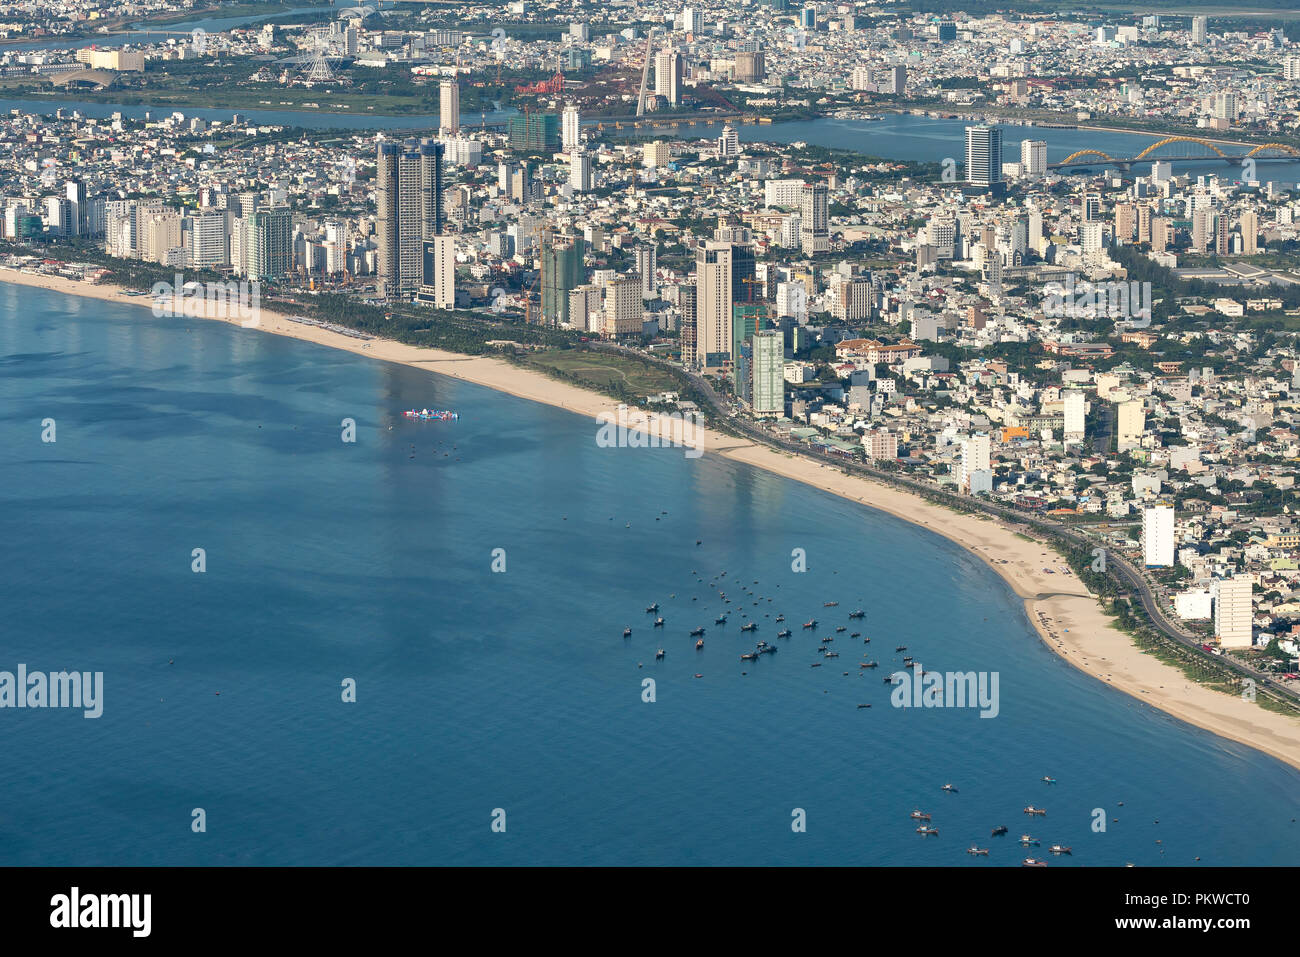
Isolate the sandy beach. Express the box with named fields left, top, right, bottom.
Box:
left=10, top=266, right=1300, bottom=773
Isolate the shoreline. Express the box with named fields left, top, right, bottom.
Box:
left=10, top=267, right=1300, bottom=774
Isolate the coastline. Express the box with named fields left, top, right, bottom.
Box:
left=11, top=267, right=1300, bottom=774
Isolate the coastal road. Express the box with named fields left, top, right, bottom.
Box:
left=588, top=342, right=1300, bottom=708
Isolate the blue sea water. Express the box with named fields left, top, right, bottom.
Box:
left=1, top=283, right=1298, bottom=866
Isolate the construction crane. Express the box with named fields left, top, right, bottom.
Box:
left=636, top=35, right=654, bottom=117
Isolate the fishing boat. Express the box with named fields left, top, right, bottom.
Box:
left=777, top=629, right=792, bottom=638
left=850, top=632, right=861, bottom=638
left=715, top=615, right=728, bottom=624
left=860, top=661, right=878, bottom=669
left=403, top=408, right=459, bottom=421
left=916, top=826, right=939, bottom=836
left=1024, top=807, right=1047, bottom=816
left=622, top=628, right=631, bottom=637
left=690, top=627, right=705, bottom=637
left=835, top=626, right=846, bottom=633
left=802, top=619, right=817, bottom=629
left=1042, top=776, right=1056, bottom=784
left=849, top=610, right=865, bottom=619
left=904, top=661, right=916, bottom=669
left=824, top=651, right=838, bottom=658
left=857, top=703, right=871, bottom=709
left=646, top=603, right=659, bottom=613
left=756, top=642, right=776, bottom=655
left=895, top=645, right=907, bottom=652
left=909, top=810, right=931, bottom=821
left=774, top=615, right=785, bottom=623
left=653, top=617, right=665, bottom=627
left=741, top=622, right=757, bottom=632
left=883, top=676, right=894, bottom=683
left=991, top=826, right=1008, bottom=837
left=1049, top=845, right=1072, bottom=855
left=824, top=601, right=838, bottom=607
left=966, top=847, right=989, bottom=856
left=695, top=639, right=704, bottom=649
left=741, top=652, right=757, bottom=661
left=1019, top=835, right=1040, bottom=846
left=655, top=649, right=665, bottom=659
left=1022, top=858, right=1048, bottom=868
left=941, top=784, right=958, bottom=793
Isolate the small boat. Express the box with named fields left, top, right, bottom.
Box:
left=1022, top=858, right=1048, bottom=868
left=774, top=615, right=785, bottom=623
left=756, top=642, right=776, bottom=655
left=1049, top=845, right=1072, bottom=855
left=883, top=676, right=894, bottom=684
left=802, top=620, right=817, bottom=629
left=403, top=408, right=459, bottom=421
left=1042, top=776, right=1056, bottom=784
left=909, top=810, right=931, bottom=821
left=690, top=627, right=705, bottom=637
left=1019, top=835, right=1039, bottom=846
left=741, top=622, right=757, bottom=632
left=902, top=656, right=913, bottom=662
left=860, top=661, right=878, bottom=669
left=916, top=826, right=939, bottom=836
left=824, top=652, right=839, bottom=658
left=654, top=617, right=665, bottom=627
left=820, top=637, right=833, bottom=644
left=622, top=628, right=631, bottom=637
left=904, top=661, right=916, bottom=669
left=824, top=601, right=838, bottom=607
left=740, top=652, right=758, bottom=661
left=777, top=629, right=792, bottom=638
left=941, top=784, right=957, bottom=793
left=695, top=639, right=704, bottom=649
left=857, top=703, right=871, bottom=709
left=810, top=663, right=822, bottom=668
left=835, top=626, right=846, bottom=633
left=646, top=603, right=659, bottom=613
left=1024, top=807, right=1046, bottom=816
left=655, top=649, right=665, bottom=659
left=715, top=615, right=728, bottom=624
left=895, top=645, right=907, bottom=652
left=966, top=847, right=989, bottom=856
left=849, top=610, right=865, bottom=619
left=992, top=826, right=1008, bottom=836
left=850, top=632, right=861, bottom=638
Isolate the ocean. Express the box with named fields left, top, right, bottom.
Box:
left=2, top=283, right=1298, bottom=865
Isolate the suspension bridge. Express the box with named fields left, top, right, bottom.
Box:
left=1049, top=136, right=1300, bottom=170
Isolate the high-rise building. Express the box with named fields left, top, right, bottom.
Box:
left=1143, top=504, right=1175, bottom=567
left=965, top=126, right=1002, bottom=188
left=961, top=433, right=992, bottom=493
left=245, top=207, right=292, bottom=281
left=1020, top=140, right=1047, bottom=178
left=396, top=146, right=424, bottom=297
left=420, top=234, right=455, bottom=308
left=799, top=182, right=828, bottom=255
left=1114, top=203, right=1136, bottom=245
left=1117, top=398, right=1145, bottom=450
left=562, top=103, right=581, bottom=150
left=1137, top=204, right=1152, bottom=245
left=695, top=240, right=739, bottom=371
left=419, top=140, right=446, bottom=238
left=734, top=50, right=765, bottom=82
left=717, top=125, right=740, bottom=158
left=1241, top=210, right=1259, bottom=255
left=508, top=112, right=560, bottom=151
left=752, top=328, right=784, bottom=415
left=634, top=244, right=657, bottom=299
left=375, top=142, right=399, bottom=298
left=439, top=79, right=460, bottom=135
left=655, top=50, right=683, bottom=104
left=570, top=148, right=593, bottom=192
left=1063, top=390, right=1086, bottom=442
left=1214, top=575, right=1253, bottom=648
left=64, top=179, right=86, bottom=237
left=540, top=232, right=585, bottom=325
left=186, top=211, right=228, bottom=269
left=679, top=281, right=697, bottom=365
left=1191, top=15, right=1208, bottom=44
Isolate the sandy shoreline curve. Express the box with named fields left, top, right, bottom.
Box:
left=9, top=266, right=1300, bottom=774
